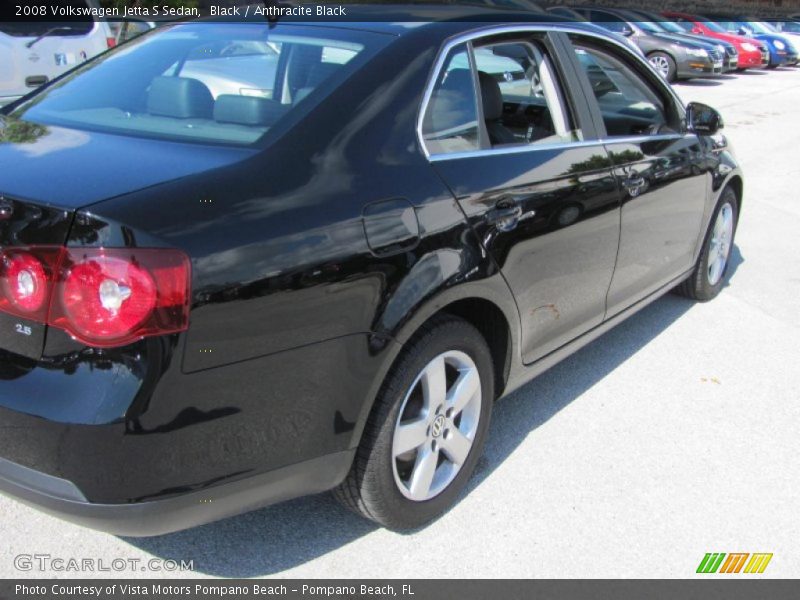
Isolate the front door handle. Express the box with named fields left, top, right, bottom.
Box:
left=486, top=201, right=523, bottom=232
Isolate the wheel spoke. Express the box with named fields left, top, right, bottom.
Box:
left=447, top=367, right=480, bottom=417
left=408, top=446, right=438, bottom=498
left=709, top=254, right=723, bottom=284
left=441, top=428, right=472, bottom=466
left=420, top=356, right=447, bottom=409
left=707, top=203, right=735, bottom=286
left=393, top=418, right=429, bottom=457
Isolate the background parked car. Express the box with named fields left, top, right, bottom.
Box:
left=772, top=21, right=800, bottom=36
left=0, top=0, right=114, bottom=107
left=625, top=9, right=739, bottom=73
left=664, top=12, right=769, bottom=71
left=544, top=5, right=645, bottom=56
left=568, top=6, right=725, bottom=82
left=742, top=19, right=799, bottom=66
left=704, top=15, right=798, bottom=68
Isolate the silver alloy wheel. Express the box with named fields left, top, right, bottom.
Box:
left=391, top=351, right=482, bottom=502
left=649, top=55, right=670, bottom=79
left=708, top=202, right=735, bottom=286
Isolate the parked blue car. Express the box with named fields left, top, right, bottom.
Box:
left=707, top=15, right=799, bottom=67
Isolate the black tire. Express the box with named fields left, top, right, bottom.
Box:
left=674, top=186, right=739, bottom=301
left=334, top=315, right=494, bottom=530
left=649, top=51, right=677, bottom=82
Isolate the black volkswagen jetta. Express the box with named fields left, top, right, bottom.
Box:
left=0, top=7, right=741, bottom=534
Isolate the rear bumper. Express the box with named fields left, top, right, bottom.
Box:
left=0, top=450, right=354, bottom=536
left=0, top=332, right=387, bottom=532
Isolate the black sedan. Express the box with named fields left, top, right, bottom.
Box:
left=0, top=7, right=742, bottom=534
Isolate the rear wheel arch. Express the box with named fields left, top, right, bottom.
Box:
left=647, top=49, right=676, bottom=61
left=436, top=298, right=512, bottom=402
left=349, top=283, right=520, bottom=456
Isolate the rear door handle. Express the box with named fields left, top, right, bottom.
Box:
left=622, top=176, right=647, bottom=197
left=486, top=202, right=523, bottom=232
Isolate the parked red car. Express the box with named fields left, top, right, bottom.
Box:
left=664, top=12, right=769, bottom=70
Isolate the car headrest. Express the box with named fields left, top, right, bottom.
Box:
left=147, top=76, right=214, bottom=119
left=213, top=95, right=287, bottom=126
left=478, top=71, right=503, bottom=121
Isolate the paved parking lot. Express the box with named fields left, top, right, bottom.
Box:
left=1, top=67, right=799, bottom=580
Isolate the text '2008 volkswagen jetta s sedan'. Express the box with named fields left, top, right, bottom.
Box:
left=0, top=6, right=741, bottom=535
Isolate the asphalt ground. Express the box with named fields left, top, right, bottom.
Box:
left=1, top=66, right=799, bottom=579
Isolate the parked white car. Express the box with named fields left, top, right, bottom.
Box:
left=0, top=0, right=114, bottom=107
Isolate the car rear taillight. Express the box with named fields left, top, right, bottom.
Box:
left=106, top=37, right=117, bottom=48
left=0, top=247, right=190, bottom=348
left=0, top=248, right=61, bottom=323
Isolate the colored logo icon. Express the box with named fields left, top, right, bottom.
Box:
left=697, top=553, right=773, bottom=574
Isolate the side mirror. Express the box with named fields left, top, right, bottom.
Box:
left=621, top=26, right=634, bottom=37
left=738, top=26, right=753, bottom=36
left=687, top=102, right=723, bottom=135
left=692, top=27, right=704, bottom=35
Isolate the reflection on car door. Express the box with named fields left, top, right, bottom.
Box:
left=422, top=34, right=621, bottom=364
left=566, top=37, right=708, bottom=315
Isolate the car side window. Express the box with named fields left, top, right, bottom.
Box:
left=569, top=42, right=678, bottom=137
left=421, top=45, right=481, bottom=155
left=472, top=41, right=581, bottom=148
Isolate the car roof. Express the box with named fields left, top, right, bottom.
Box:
left=209, top=3, right=596, bottom=37
left=181, top=3, right=640, bottom=54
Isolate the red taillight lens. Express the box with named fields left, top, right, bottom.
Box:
left=0, top=247, right=190, bottom=348
left=4, top=253, right=48, bottom=311
left=59, top=255, right=157, bottom=343
left=106, top=37, right=117, bottom=48
left=0, top=248, right=61, bottom=322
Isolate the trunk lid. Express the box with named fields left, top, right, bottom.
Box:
left=0, top=119, right=256, bottom=359
left=0, top=119, right=255, bottom=209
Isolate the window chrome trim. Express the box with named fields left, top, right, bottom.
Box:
left=427, top=133, right=690, bottom=162
left=416, top=23, right=687, bottom=161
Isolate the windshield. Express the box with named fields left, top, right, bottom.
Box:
left=749, top=21, right=776, bottom=34
left=703, top=21, right=727, bottom=34
left=10, top=23, right=388, bottom=146
left=633, top=21, right=665, bottom=34
left=656, top=21, right=684, bottom=34
left=716, top=21, right=746, bottom=33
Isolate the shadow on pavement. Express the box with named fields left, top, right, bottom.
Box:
left=675, top=78, right=724, bottom=87
left=123, top=247, right=744, bottom=577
